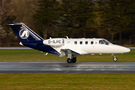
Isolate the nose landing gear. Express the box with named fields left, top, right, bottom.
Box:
left=113, top=56, right=118, bottom=62
left=112, top=54, right=118, bottom=62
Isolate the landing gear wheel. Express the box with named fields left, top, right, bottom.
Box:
left=113, top=56, right=118, bottom=62
left=67, top=58, right=72, bottom=63
left=72, top=57, right=76, bottom=63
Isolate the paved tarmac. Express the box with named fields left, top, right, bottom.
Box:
left=0, top=62, right=135, bottom=73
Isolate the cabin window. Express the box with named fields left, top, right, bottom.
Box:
left=74, top=41, right=77, bottom=44
left=80, top=41, right=83, bottom=44
left=85, top=41, right=88, bottom=44
left=91, top=41, right=93, bottom=44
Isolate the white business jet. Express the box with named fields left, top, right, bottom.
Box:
left=8, top=22, right=130, bottom=63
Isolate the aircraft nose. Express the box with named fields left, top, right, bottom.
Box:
left=123, top=47, right=130, bottom=53
left=113, top=45, right=130, bottom=53
left=119, top=46, right=130, bottom=53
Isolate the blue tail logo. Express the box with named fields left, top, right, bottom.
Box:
left=19, top=27, right=29, bottom=39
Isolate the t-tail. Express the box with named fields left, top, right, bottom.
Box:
left=8, top=22, right=59, bottom=55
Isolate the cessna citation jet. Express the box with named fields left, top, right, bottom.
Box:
left=8, top=22, right=130, bottom=63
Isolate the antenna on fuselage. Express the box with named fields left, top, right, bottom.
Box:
left=65, top=36, right=69, bottom=39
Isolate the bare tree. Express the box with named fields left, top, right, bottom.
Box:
left=0, top=0, right=15, bottom=46
left=0, top=0, right=9, bottom=39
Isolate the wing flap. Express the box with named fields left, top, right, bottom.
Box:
left=59, top=49, right=81, bottom=57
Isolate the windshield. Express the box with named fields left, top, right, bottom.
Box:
left=99, top=39, right=109, bottom=45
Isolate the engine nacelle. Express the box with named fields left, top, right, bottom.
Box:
left=43, top=39, right=64, bottom=47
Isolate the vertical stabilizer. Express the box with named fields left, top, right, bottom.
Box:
left=8, top=22, right=43, bottom=42
left=8, top=22, right=60, bottom=55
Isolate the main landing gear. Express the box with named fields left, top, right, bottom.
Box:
left=67, top=57, right=77, bottom=63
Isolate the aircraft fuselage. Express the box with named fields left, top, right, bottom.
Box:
left=43, top=38, right=130, bottom=55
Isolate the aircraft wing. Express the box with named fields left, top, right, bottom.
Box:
left=59, top=49, right=82, bottom=57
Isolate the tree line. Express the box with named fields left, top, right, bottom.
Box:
left=0, top=0, right=135, bottom=46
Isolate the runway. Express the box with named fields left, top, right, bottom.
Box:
left=0, top=62, right=135, bottom=73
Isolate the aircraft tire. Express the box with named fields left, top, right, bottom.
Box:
left=67, top=58, right=72, bottom=63
left=113, top=56, right=118, bottom=62
left=72, top=57, right=76, bottom=63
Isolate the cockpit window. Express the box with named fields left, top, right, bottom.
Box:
left=99, top=40, right=109, bottom=45
left=99, top=40, right=104, bottom=44
left=103, top=40, right=109, bottom=45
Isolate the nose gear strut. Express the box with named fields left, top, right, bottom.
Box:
left=112, top=54, right=118, bottom=62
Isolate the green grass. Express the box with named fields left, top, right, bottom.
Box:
left=0, top=49, right=135, bottom=62
left=0, top=49, right=135, bottom=90
left=0, top=73, right=135, bottom=90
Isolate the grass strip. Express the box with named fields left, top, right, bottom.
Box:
left=0, top=49, right=134, bottom=62
left=0, top=73, right=135, bottom=90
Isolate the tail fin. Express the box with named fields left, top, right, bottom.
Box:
left=8, top=22, right=60, bottom=55
left=8, top=22, right=43, bottom=42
